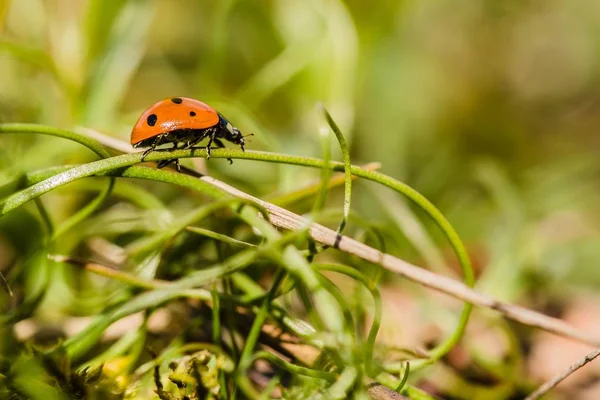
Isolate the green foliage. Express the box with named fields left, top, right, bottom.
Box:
left=0, top=122, right=471, bottom=398
left=1, top=1, right=600, bottom=399
left=2, top=348, right=122, bottom=399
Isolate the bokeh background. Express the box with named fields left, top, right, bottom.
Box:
left=2, top=0, right=600, bottom=398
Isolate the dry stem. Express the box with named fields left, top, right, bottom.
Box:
left=525, top=348, right=600, bottom=400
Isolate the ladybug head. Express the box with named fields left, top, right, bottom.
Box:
left=219, top=113, right=246, bottom=150
left=229, top=126, right=244, bottom=145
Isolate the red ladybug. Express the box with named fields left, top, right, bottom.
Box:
left=130, top=97, right=246, bottom=170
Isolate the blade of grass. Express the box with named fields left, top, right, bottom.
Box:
left=371, top=185, right=449, bottom=275
left=266, top=162, right=380, bottom=207
left=72, top=179, right=165, bottom=210
left=0, top=123, right=114, bottom=240
left=33, top=197, right=54, bottom=235
left=313, top=208, right=387, bottom=255
left=312, top=106, right=333, bottom=214
left=313, top=263, right=382, bottom=375
left=186, top=226, right=255, bottom=248
left=63, top=287, right=212, bottom=360
left=80, top=323, right=146, bottom=370
left=0, top=123, right=111, bottom=158
left=211, top=284, right=229, bottom=400
left=327, top=366, right=358, bottom=399
left=320, top=104, right=352, bottom=238
left=125, top=198, right=244, bottom=257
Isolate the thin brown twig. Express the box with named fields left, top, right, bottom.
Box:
left=524, top=348, right=600, bottom=400
left=48, top=254, right=171, bottom=289
left=203, top=176, right=600, bottom=348
left=78, top=129, right=600, bottom=349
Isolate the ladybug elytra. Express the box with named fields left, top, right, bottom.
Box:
left=130, top=97, right=246, bottom=170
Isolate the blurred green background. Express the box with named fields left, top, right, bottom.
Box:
left=2, top=0, right=600, bottom=397
left=2, top=0, right=600, bottom=296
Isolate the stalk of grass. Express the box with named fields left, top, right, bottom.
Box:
left=72, top=179, right=165, bottom=209
left=211, top=283, right=229, bottom=400
left=63, top=287, right=213, bottom=360
left=186, top=226, right=256, bottom=248
left=312, top=208, right=388, bottom=254
left=33, top=197, right=54, bottom=235
left=125, top=198, right=245, bottom=257
left=313, top=263, right=382, bottom=375
left=0, top=123, right=115, bottom=240
left=238, top=349, right=337, bottom=399
left=320, top=104, right=352, bottom=237
left=265, top=162, right=380, bottom=207
left=81, top=324, right=146, bottom=372
left=312, top=104, right=334, bottom=214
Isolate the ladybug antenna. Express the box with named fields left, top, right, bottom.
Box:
left=243, top=133, right=254, bottom=138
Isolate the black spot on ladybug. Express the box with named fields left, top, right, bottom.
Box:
left=147, top=114, right=157, bottom=127
left=171, top=97, right=183, bottom=104
left=190, top=111, right=196, bottom=117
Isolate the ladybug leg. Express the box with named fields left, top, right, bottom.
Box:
left=156, top=142, right=180, bottom=171
left=141, top=147, right=153, bottom=160
left=183, top=136, right=204, bottom=149
left=141, top=141, right=158, bottom=162
left=171, top=141, right=181, bottom=172
left=205, top=132, right=216, bottom=160
left=156, top=158, right=180, bottom=172
left=213, top=138, right=233, bottom=165
left=157, top=159, right=175, bottom=169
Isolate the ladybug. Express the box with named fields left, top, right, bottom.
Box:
left=130, top=97, right=246, bottom=171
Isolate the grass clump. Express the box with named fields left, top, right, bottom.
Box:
left=0, top=118, right=473, bottom=399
